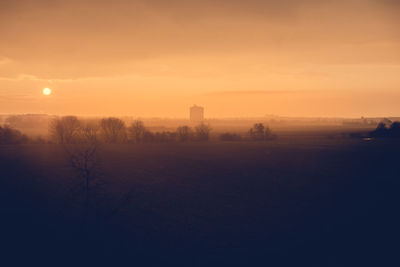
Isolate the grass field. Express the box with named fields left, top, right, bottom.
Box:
left=1, top=136, right=399, bottom=266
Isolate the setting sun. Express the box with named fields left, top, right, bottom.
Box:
left=43, top=88, right=52, bottom=96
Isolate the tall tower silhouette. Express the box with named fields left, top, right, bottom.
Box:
left=190, top=105, right=204, bottom=122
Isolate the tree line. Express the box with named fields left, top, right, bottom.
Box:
left=49, top=116, right=278, bottom=144
left=49, top=116, right=213, bottom=144
left=0, top=116, right=277, bottom=145
left=370, top=121, right=400, bottom=138
left=0, top=125, right=29, bottom=144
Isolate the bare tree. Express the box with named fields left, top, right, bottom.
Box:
left=177, top=125, right=193, bottom=142
left=128, top=120, right=147, bottom=143
left=79, top=120, right=100, bottom=143
left=64, top=129, right=138, bottom=237
left=64, top=131, right=100, bottom=231
left=49, top=116, right=81, bottom=144
left=248, top=123, right=275, bottom=141
left=99, top=117, right=127, bottom=143
left=195, top=122, right=211, bottom=141
left=249, top=123, right=265, bottom=141
left=0, top=125, right=28, bottom=144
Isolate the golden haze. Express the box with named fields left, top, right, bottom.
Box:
left=0, top=0, right=399, bottom=117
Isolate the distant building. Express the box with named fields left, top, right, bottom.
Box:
left=190, top=105, right=204, bottom=122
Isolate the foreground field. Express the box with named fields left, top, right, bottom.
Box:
left=1, top=137, right=399, bottom=266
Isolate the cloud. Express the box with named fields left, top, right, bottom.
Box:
left=0, top=0, right=399, bottom=80
left=203, top=90, right=308, bottom=96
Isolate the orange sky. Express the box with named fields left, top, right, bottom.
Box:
left=1, top=0, right=399, bottom=117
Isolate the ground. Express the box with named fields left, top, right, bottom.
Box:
left=1, top=136, right=399, bottom=266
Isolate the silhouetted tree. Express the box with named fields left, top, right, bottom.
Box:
left=195, top=123, right=211, bottom=141
left=100, top=117, right=127, bottom=143
left=78, top=121, right=100, bottom=143
left=389, top=121, right=400, bottom=137
left=64, top=129, right=101, bottom=231
left=64, top=128, right=135, bottom=236
left=248, top=123, right=276, bottom=141
left=249, top=123, right=265, bottom=141
left=370, top=122, right=388, bottom=138
left=49, top=116, right=81, bottom=144
left=177, top=126, right=193, bottom=142
left=128, top=120, right=147, bottom=143
left=371, top=121, right=400, bottom=138
left=0, top=125, right=28, bottom=144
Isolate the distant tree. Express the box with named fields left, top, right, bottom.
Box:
left=249, top=123, right=265, bottom=141
left=78, top=121, right=100, bottom=143
left=370, top=122, right=388, bottom=138
left=195, top=123, right=211, bottom=141
left=248, top=123, right=276, bottom=141
left=219, top=132, right=242, bottom=141
left=371, top=121, right=400, bottom=138
left=0, top=125, right=29, bottom=144
left=128, top=120, right=147, bottom=143
left=177, top=126, right=193, bottom=142
left=49, top=116, right=81, bottom=144
left=100, top=117, right=127, bottom=143
left=389, top=121, right=400, bottom=137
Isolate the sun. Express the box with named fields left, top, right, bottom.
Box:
left=43, top=88, right=52, bottom=96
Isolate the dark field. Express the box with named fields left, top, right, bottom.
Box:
left=1, top=137, right=399, bottom=266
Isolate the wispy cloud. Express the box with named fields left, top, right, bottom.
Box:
left=0, top=73, right=98, bottom=82
left=202, top=90, right=309, bottom=96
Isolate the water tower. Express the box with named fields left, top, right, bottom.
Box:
left=190, top=105, right=204, bottom=122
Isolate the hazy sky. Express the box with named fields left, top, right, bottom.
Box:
left=1, top=0, right=399, bottom=117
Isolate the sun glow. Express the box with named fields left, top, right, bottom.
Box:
left=43, top=88, right=52, bottom=96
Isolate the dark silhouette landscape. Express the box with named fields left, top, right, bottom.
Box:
left=1, top=116, right=400, bottom=266
left=1, top=0, right=400, bottom=266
